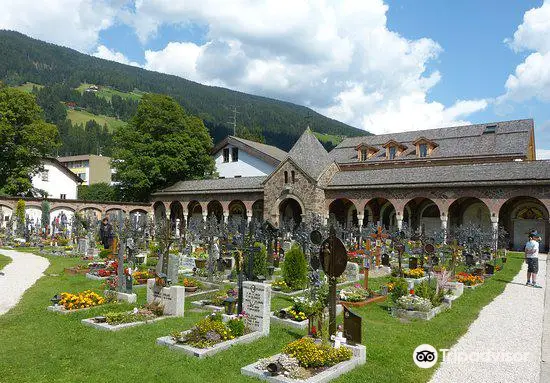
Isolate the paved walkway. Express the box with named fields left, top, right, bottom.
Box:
left=0, top=249, right=49, bottom=315
left=430, top=255, right=547, bottom=383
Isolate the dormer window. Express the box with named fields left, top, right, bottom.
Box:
left=412, top=137, right=438, bottom=158
left=381, top=140, right=407, bottom=160
left=355, top=143, right=378, bottom=161
left=223, top=148, right=230, bottom=163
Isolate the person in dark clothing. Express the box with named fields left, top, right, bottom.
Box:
left=99, top=217, right=113, bottom=250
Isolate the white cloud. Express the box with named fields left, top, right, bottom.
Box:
left=537, top=149, right=550, bottom=160
left=93, top=45, right=141, bottom=67
left=499, top=1, right=550, bottom=103
left=0, top=0, right=118, bottom=52
left=132, top=0, right=486, bottom=134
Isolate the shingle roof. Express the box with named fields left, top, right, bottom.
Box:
left=328, top=160, right=550, bottom=188
left=153, top=176, right=266, bottom=195
left=211, top=136, right=287, bottom=165
left=288, top=127, right=334, bottom=179
left=330, top=119, right=533, bottom=164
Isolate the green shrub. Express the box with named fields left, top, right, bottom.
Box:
left=389, top=277, right=409, bottom=302
left=415, top=280, right=444, bottom=307
left=248, top=242, right=267, bottom=280
left=146, top=257, right=158, bottom=267
left=226, top=318, right=245, bottom=337
left=282, top=244, right=308, bottom=290
left=98, top=249, right=110, bottom=259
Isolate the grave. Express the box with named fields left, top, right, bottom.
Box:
left=146, top=278, right=185, bottom=317
left=344, top=262, right=360, bottom=282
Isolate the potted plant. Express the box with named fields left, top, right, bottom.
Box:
left=182, top=277, right=199, bottom=292
left=194, top=250, right=208, bottom=268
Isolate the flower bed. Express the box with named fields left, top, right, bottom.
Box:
left=48, top=290, right=105, bottom=313
left=455, top=272, right=484, bottom=287
left=82, top=303, right=166, bottom=331
left=242, top=337, right=366, bottom=382
left=157, top=313, right=262, bottom=358
left=403, top=268, right=425, bottom=279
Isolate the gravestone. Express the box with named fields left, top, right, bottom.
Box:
left=181, top=257, right=197, bottom=270
left=344, top=262, right=360, bottom=282
left=77, top=238, right=88, bottom=254
left=146, top=279, right=185, bottom=317
left=343, top=306, right=362, bottom=345
left=242, top=281, right=271, bottom=335
left=168, top=254, right=179, bottom=284
left=381, top=253, right=390, bottom=267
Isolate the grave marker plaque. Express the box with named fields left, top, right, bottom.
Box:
left=343, top=306, right=362, bottom=345
left=242, top=281, right=271, bottom=335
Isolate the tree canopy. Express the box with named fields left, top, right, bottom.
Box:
left=77, top=182, right=118, bottom=202
left=0, top=87, right=60, bottom=195
left=113, top=94, right=215, bottom=202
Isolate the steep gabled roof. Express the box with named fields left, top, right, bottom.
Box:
left=211, top=136, right=287, bottom=166
left=287, top=127, right=335, bottom=180
left=42, top=157, right=83, bottom=183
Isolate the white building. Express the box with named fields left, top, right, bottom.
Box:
left=31, top=158, right=82, bottom=200
left=212, top=136, right=288, bottom=178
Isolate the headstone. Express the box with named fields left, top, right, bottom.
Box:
left=242, top=281, right=271, bottom=335
left=77, top=238, right=88, bottom=254
left=282, top=241, right=292, bottom=252
left=168, top=254, right=179, bottom=284
left=344, top=262, right=360, bottom=282
left=146, top=278, right=185, bottom=316
left=343, top=306, right=362, bottom=345
left=181, top=257, right=197, bottom=270
left=381, top=253, right=390, bottom=267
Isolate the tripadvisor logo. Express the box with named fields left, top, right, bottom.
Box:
left=413, top=344, right=438, bottom=368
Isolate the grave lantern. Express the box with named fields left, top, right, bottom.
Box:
left=223, top=296, right=236, bottom=315
left=50, top=294, right=61, bottom=306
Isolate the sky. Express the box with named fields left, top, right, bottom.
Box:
left=1, top=0, right=550, bottom=157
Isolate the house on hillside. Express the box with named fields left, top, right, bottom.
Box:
left=31, top=158, right=82, bottom=200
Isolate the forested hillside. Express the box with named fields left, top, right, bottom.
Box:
left=0, top=30, right=369, bottom=153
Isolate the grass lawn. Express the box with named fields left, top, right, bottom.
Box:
left=76, top=83, right=145, bottom=102
left=0, top=253, right=11, bottom=270
left=14, top=82, right=43, bottom=93
left=0, top=250, right=523, bottom=383
left=67, top=109, right=127, bottom=132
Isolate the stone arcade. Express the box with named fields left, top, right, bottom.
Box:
left=152, top=119, right=550, bottom=251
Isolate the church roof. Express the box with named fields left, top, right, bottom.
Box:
left=211, top=136, right=287, bottom=165
left=328, top=160, right=550, bottom=189
left=330, top=119, right=534, bottom=164
left=287, top=127, right=335, bottom=179
left=153, top=176, right=266, bottom=195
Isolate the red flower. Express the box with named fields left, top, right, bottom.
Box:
left=409, top=289, right=415, bottom=295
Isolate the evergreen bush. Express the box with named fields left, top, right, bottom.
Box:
left=282, top=244, right=308, bottom=290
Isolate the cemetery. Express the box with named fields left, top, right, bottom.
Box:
left=0, top=200, right=538, bottom=382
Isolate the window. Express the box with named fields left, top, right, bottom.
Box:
left=223, top=148, right=230, bottom=163
left=78, top=173, right=87, bottom=181
left=60, top=194, right=66, bottom=199
left=360, top=149, right=368, bottom=161
left=389, top=146, right=397, bottom=159
left=418, top=144, right=428, bottom=158
left=41, top=170, right=49, bottom=181
left=284, top=171, right=289, bottom=184
left=483, top=125, right=497, bottom=134
left=234, top=175, right=242, bottom=178
left=291, top=170, right=296, bottom=183
left=232, top=147, right=239, bottom=162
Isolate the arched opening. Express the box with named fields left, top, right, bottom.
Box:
left=329, top=198, right=357, bottom=228
left=449, top=197, right=490, bottom=229
left=129, top=209, right=148, bottom=227
left=50, top=207, right=75, bottom=235
left=252, top=200, right=264, bottom=222
left=81, top=207, right=102, bottom=221
left=279, top=197, right=303, bottom=226
left=153, top=201, right=166, bottom=222
left=187, top=201, right=203, bottom=220
left=106, top=208, right=124, bottom=222
left=365, top=198, right=396, bottom=229
left=403, top=197, right=441, bottom=236
left=207, top=200, right=224, bottom=222
left=25, top=206, right=42, bottom=229
left=169, top=201, right=184, bottom=226
left=499, top=196, right=549, bottom=251
left=0, top=205, right=13, bottom=229
left=228, top=200, right=247, bottom=222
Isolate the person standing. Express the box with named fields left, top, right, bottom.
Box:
left=525, top=231, right=542, bottom=288
left=99, top=217, right=113, bottom=250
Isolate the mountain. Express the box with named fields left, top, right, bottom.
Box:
left=0, top=30, right=369, bottom=151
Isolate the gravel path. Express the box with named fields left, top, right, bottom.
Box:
left=0, top=249, right=49, bottom=315
left=430, top=255, right=547, bottom=383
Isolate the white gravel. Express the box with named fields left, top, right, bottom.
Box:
left=0, top=249, right=49, bottom=315
left=430, top=255, right=547, bottom=383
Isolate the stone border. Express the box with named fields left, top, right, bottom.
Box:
left=190, top=300, right=225, bottom=311
left=47, top=305, right=96, bottom=314
left=270, top=305, right=344, bottom=330
left=85, top=273, right=109, bottom=281
left=241, top=344, right=366, bottom=383
left=272, top=280, right=358, bottom=297
left=157, top=330, right=265, bottom=358
left=82, top=314, right=168, bottom=331
left=443, top=281, right=464, bottom=298
left=391, top=302, right=451, bottom=321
